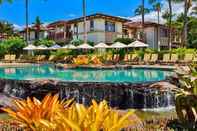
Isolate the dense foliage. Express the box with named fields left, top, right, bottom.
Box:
left=70, top=39, right=94, bottom=46
left=0, top=37, right=26, bottom=56
left=33, top=39, right=55, bottom=47
left=114, top=38, right=135, bottom=45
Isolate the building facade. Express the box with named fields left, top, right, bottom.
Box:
left=47, top=21, right=72, bottom=43
left=68, top=13, right=130, bottom=44
left=19, top=13, right=181, bottom=49
left=123, top=22, right=181, bottom=49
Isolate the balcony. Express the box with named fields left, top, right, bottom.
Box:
left=160, top=37, right=181, bottom=47
left=105, top=32, right=120, bottom=43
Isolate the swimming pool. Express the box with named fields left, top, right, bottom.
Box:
left=0, top=64, right=174, bottom=83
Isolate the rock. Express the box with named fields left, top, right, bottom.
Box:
left=149, top=82, right=179, bottom=92
left=0, top=93, right=18, bottom=110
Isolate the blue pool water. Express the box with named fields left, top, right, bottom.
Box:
left=0, top=64, right=174, bottom=83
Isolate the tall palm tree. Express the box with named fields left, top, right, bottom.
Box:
left=0, top=0, right=12, bottom=4
left=134, top=3, right=150, bottom=41
left=168, top=0, right=172, bottom=50
left=173, top=0, right=197, bottom=47
left=25, top=0, right=29, bottom=44
left=33, top=16, right=42, bottom=40
left=149, top=0, right=161, bottom=50
left=83, top=0, right=87, bottom=44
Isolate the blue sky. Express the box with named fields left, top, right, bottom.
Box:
left=0, top=0, right=153, bottom=26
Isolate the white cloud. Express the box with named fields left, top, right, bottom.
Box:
left=68, top=13, right=76, bottom=18
left=13, top=24, right=23, bottom=31
left=128, top=1, right=196, bottom=23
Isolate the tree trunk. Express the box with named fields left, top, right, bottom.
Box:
left=141, top=0, right=145, bottom=42
left=83, top=0, right=87, bottom=44
left=168, top=0, right=172, bottom=50
left=157, top=9, right=160, bottom=51
left=183, top=0, right=188, bottom=47
left=25, top=0, right=29, bottom=44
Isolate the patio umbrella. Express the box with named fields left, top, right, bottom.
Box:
left=77, top=43, right=94, bottom=49
left=94, top=42, right=110, bottom=48
left=23, top=44, right=37, bottom=50
left=36, top=45, right=48, bottom=50
left=110, top=42, right=127, bottom=48
left=61, top=44, right=77, bottom=49
left=49, top=44, right=61, bottom=50
left=128, top=40, right=149, bottom=48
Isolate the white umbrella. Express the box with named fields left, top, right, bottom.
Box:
left=128, top=40, right=149, bottom=48
left=110, top=42, right=127, bottom=48
left=77, top=43, right=94, bottom=49
left=94, top=42, right=110, bottom=48
left=36, top=45, right=48, bottom=50
left=61, top=44, right=77, bottom=49
left=23, top=44, right=37, bottom=50
left=49, top=44, right=61, bottom=50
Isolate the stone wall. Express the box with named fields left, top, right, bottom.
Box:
left=0, top=79, right=175, bottom=109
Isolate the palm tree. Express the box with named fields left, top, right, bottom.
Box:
left=167, top=0, right=173, bottom=50
left=134, top=4, right=150, bottom=41
left=25, top=0, right=29, bottom=44
left=149, top=0, right=161, bottom=51
left=82, top=0, right=87, bottom=44
left=0, top=0, right=12, bottom=4
left=173, top=0, right=197, bottom=47
left=33, top=16, right=42, bottom=40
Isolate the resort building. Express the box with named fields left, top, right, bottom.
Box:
left=47, top=21, right=72, bottom=43
left=123, top=21, right=181, bottom=49
left=19, top=25, right=48, bottom=43
left=19, top=13, right=181, bottom=49
left=67, top=13, right=130, bottom=44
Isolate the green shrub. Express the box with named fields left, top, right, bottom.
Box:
left=33, top=39, right=55, bottom=47
left=114, top=38, right=135, bottom=45
left=0, top=37, right=26, bottom=56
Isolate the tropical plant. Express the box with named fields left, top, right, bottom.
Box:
left=175, top=64, right=197, bottom=126
left=33, top=16, right=42, bottom=40
left=114, top=38, right=135, bottom=45
left=0, top=0, right=12, bottom=4
left=0, top=21, right=14, bottom=36
left=70, top=39, right=94, bottom=46
left=33, top=39, right=54, bottom=47
left=149, top=0, right=162, bottom=51
left=2, top=94, right=134, bottom=130
left=0, top=37, right=26, bottom=55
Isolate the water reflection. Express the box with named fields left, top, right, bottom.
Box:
left=0, top=65, right=174, bottom=83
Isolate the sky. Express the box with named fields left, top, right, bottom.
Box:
left=0, top=0, right=189, bottom=30
left=0, top=0, right=152, bottom=26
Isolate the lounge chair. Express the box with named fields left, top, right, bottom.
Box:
left=124, top=54, right=129, bottom=62
left=113, top=54, right=120, bottom=63
left=161, top=54, right=171, bottom=64
left=180, top=54, right=194, bottom=64
left=39, top=55, right=46, bottom=62
left=10, top=54, right=16, bottom=62
left=3, top=54, right=10, bottom=62
left=149, top=54, right=158, bottom=64
left=192, top=54, right=197, bottom=63
left=143, top=54, right=151, bottom=64
left=124, top=54, right=132, bottom=63
left=169, top=54, right=179, bottom=64
left=48, top=55, right=56, bottom=61
left=106, top=54, right=113, bottom=61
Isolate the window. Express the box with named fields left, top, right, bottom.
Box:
left=74, top=24, right=78, bottom=34
left=105, top=21, right=115, bottom=32
left=160, top=28, right=168, bottom=37
left=90, top=20, right=94, bottom=31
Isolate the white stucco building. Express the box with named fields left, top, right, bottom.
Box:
left=124, top=22, right=181, bottom=49
left=68, top=13, right=130, bottom=44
